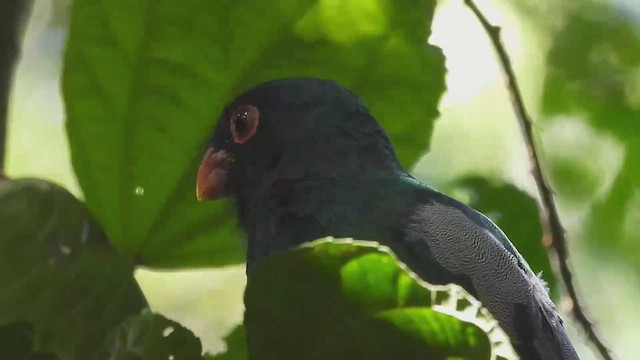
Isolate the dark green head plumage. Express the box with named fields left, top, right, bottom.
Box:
left=197, top=78, right=402, bottom=202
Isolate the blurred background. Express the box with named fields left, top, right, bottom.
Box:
left=5, top=0, right=639, bottom=358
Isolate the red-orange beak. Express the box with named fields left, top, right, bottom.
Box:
left=196, top=147, right=234, bottom=201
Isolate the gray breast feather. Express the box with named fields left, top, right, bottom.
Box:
left=404, top=201, right=579, bottom=360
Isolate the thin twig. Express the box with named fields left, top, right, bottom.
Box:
left=462, top=1, right=613, bottom=359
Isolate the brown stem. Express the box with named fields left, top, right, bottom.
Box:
left=462, top=1, right=613, bottom=359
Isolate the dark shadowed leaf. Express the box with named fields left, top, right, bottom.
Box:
left=0, top=179, right=146, bottom=359
left=452, top=177, right=556, bottom=298
left=104, top=310, right=202, bottom=360
left=244, top=238, right=515, bottom=360
left=62, top=0, right=445, bottom=268
left=0, top=321, right=59, bottom=360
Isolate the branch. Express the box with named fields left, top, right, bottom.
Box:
left=0, top=0, right=32, bottom=171
left=462, top=1, right=613, bottom=359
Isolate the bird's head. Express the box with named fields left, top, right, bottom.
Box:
left=196, top=78, right=401, bottom=201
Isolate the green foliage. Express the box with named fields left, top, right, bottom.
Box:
left=453, top=177, right=556, bottom=297
left=104, top=310, right=203, bottom=360
left=0, top=322, right=58, bottom=360
left=244, top=238, right=513, bottom=360
left=0, top=179, right=146, bottom=359
left=542, top=3, right=640, bottom=270
left=7, top=0, right=628, bottom=357
left=62, top=0, right=444, bottom=268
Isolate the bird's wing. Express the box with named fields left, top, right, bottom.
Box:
left=396, top=181, right=579, bottom=360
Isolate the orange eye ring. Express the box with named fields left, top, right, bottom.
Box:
left=230, top=105, right=259, bottom=144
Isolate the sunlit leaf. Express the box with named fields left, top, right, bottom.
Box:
left=244, top=238, right=516, bottom=360
left=62, top=0, right=445, bottom=268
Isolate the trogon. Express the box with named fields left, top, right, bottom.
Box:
left=196, top=78, right=580, bottom=360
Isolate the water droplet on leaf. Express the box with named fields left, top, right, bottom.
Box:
left=163, top=326, right=174, bottom=337
left=134, top=186, right=145, bottom=196
left=59, top=245, right=72, bottom=255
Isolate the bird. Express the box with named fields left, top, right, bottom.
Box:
left=196, top=78, right=580, bottom=360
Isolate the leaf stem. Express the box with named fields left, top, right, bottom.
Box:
left=462, top=1, right=613, bottom=359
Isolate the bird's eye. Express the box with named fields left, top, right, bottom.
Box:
left=230, top=105, right=260, bottom=144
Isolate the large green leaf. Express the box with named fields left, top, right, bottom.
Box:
left=62, top=0, right=445, bottom=268
left=244, top=238, right=516, bottom=360
left=104, top=310, right=202, bottom=360
left=0, top=179, right=146, bottom=359
left=541, top=4, right=640, bottom=269
left=452, top=177, right=556, bottom=298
